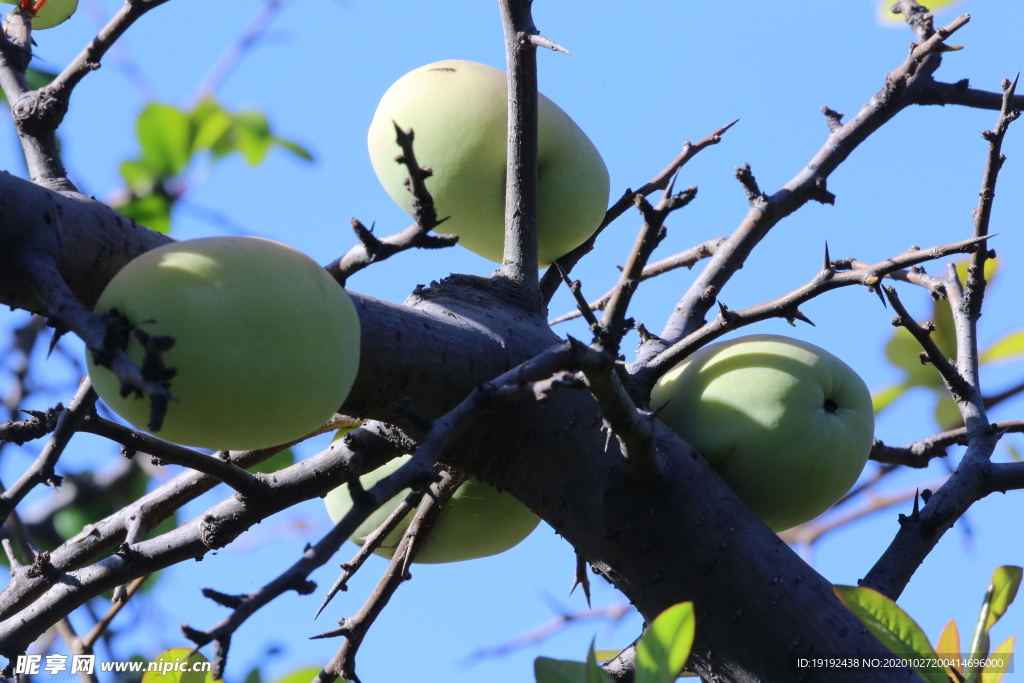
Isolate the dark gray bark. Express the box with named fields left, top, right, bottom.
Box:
left=0, top=172, right=913, bottom=682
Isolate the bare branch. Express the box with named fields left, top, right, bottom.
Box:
left=326, top=127, right=457, bottom=285
left=549, top=238, right=726, bottom=325
left=79, top=415, right=261, bottom=495
left=316, top=472, right=466, bottom=683
left=498, top=0, right=542, bottom=292
left=0, top=379, right=94, bottom=526
left=871, top=421, right=1024, bottom=468
left=635, top=236, right=988, bottom=389
left=883, top=285, right=973, bottom=402
left=541, top=120, right=738, bottom=303
left=597, top=184, right=697, bottom=355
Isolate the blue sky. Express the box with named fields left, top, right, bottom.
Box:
left=1, top=0, right=1022, bottom=681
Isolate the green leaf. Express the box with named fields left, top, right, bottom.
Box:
left=273, top=136, right=315, bottom=162
left=534, top=643, right=614, bottom=683
left=586, top=643, right=616, bottom=683
left=234, top=110, right=273, bottom=166
left=266, top=667, right=325, bottom=683
left=593, top=651, right=621, bottom=664
left=954, top=257, right=999, bottom=288
left=636, top=602, right=695, bottom=683
left=980, top=636, right=1016, bottom=683
left=873, top=383, right=909, bottom=415
left=934, top=395, right=964, bottom=432
left=937, top=620, right=961, bottom=677
left=885, top=328, right=944, bottom=389
left=0, top=0, right=80, bottom=29
left=984, top=566, right=1022, bottom=632
left=190, top=98, right=234, bottom=155
left=141, top=648, right=212, bottom=683
left=931, top=299, right=958, bottom=361
left=1007, top=443, right=1022, bottom=463
left=120, top=159, right=156, bottom=196
left=138, top=103, right=192, bottom=177
left=247, top=448, right=294, bottom=474
left=118, top=192, right=172, bottom=234
left=833, top=585, right=949, bottom=683
left=980, top=330, right=1024, bottom=364
left=535, top=657, right=589, bottom=683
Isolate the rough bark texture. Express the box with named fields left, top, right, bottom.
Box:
left=0, top=173, right=916, bottom=682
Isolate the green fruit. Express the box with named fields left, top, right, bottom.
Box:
left=368, top=59, right=610, bottom=267
left=324, top=454, right=541, bottom=564
left=0, top=0, right=79, bottom=30
left=86, top=236, right=361, bottom=451
left=651, top=334, right=874, bottom=531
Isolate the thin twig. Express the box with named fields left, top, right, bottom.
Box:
left=635, top=236, right=989, bottom=390
left=871, top=421, right=1024, bottom=468
left=550, top=237, right=727, bottom=325
left=79, top=415, right=260, bottom=495
left=597, top=183, right=697, bottom=355
left=325, top=127, right=456, bottom=285
left=0, top=379, right=94, bottom=525
left=315, top=472, right=466, bottom=683
left=540, top=120, right=738, bottom=303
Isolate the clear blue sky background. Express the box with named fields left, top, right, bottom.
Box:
left=1, top=1, right=1022, bottom=681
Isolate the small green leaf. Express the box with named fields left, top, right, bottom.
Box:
left=0, top=0, right=80, bottom=30
left=120, top=159, right=156, bottom=195
left=141, top=648, right=212, bottom=683
left=586, top=642, right=616, bottom=683
left=984, top=566, right=1022, bottom=632
left=234, top=110, right=273, bottom=166
left=190, top=99, right=234, bottom=155
left=834, top=585, right=949, bottom=683
left=937, top=620, right=961, bottom=677
left=138, top=103, right=192, bottom=177
left=934, top=395, right=964, bottom=431
left=980, top=636, right=1016, bottom=683
left=273, top=136, right=315, bottom=162
left=247, top=448, right=294, bottom=474
left=885, top=328, right=944, bottom=389
left=980, top=331, right=1024, bottom=364
left=593, top=651, right=622, bottom=664
left=636, top=602, right=695, bottom=683
left=954, top=257, right=998, bottom=288
left=265, top=667, right=325, bottom=683
left=535, top=657, right=589, bottom=683
left=1007, top=443, right=1022, bottom=463
left=873, top=383, right=909, bottom=415
left=118, top=192, right=172, bottom=234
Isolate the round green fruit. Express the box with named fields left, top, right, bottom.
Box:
left=650, top=334, right=874, bottom=531
left=0, top=0, right=79, bottom=30
left=324, top=454, right=541, bottom=564
left=368, top=59, right=610, bottom=267
left=86, top=236, right=361, bottom=451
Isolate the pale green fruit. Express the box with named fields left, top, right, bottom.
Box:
left=1, top=0, right=79, bottom=30
left=368, top=59, right=610, bottom=267
left=324, top=454, right=541, bottom=564
left=86, top=236, right=361, bottom=451
left=651, top=334, right=874, bottom=531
